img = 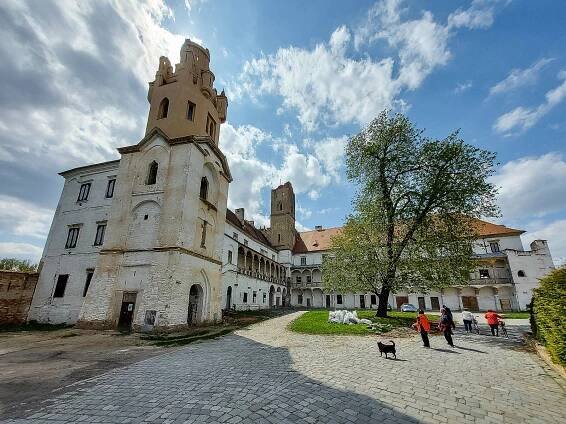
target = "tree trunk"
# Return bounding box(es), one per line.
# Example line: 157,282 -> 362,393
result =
376,288 -> 390,317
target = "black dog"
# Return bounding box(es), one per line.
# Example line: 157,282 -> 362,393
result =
377,340 -> 396,359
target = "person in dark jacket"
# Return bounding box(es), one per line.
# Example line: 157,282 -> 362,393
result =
439,308 -> 454,347
442,304 -> 456,332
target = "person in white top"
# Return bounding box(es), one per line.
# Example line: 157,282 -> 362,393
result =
461,309 -> 475,333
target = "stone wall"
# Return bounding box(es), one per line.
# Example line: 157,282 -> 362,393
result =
0,270 -> 39,324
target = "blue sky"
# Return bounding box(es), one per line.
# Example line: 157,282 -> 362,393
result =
0,0 -> 565,264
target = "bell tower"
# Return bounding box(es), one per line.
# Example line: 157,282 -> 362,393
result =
145,39 -> 228,144
269,182 -> 296,250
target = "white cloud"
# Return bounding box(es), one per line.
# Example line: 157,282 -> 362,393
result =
310,136 -> 349,181
494,72 -> 566,135
0,195 -> 54,239
447,0 -> 498,30
523,220 -> 566,266
233,0 -> 498,132
454,80 -> 473,94
489,58 -> 554,97
0,242 -> 43,263
490,153 -> 566,220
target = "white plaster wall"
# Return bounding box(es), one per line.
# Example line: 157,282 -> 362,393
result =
473,235 -> 523,255
221,271 -> 285,310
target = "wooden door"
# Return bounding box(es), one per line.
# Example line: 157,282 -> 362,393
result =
396,296 -> 409,310
418,297 -> 426,310
462,296 -> 479,311
117,292 -> 136,332
430,297 -> 440,310
359,295 -> 366,309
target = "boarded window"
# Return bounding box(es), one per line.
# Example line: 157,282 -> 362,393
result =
53,275 -> 68,298
65,227 -> 80,248
77,183 -> 91,201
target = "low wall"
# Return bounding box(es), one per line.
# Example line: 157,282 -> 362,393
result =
0,270 -> 39,324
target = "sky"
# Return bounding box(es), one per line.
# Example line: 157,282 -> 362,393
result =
0,0 -> 565,265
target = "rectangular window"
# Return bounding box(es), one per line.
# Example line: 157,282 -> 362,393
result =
263,293 -> 266,303
233,232 -> 238,240
83,271 -> 94,297
298,294 -> 303,304
253,291 -> 257,303
296,276 -> 302,283
94,223 -> 106,246
243,239 -> 248,246
105,179 -> 116,198
300,257 -> 306,265
187,101 -> 196,121
243,292 -> 248,303
206,114 -> 216,139
306,275 -> 312,283
370,295 -> 377,305
77,183 -> 91,201
479,269 -> 490,279
228,250 -> 233,264
53,274 -> 68,298
489,241 -> 500,253
65,227 -> 80,248
337,295 -> 343,304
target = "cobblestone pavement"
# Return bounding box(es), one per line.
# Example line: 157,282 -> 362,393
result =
5,312 -> 565,423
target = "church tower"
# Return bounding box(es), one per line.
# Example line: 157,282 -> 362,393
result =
269,182 -> 296,250
78,40 -> 231,331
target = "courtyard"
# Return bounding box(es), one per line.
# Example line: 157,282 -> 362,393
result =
2,312 -> 565,423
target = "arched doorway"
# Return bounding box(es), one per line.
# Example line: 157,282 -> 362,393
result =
188,284 -> 204,325
282,288 -> 287,306
225,286 -> 232,310
269,285 -> 275,308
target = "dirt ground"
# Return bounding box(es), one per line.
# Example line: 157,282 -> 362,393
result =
0,327 -> 164,419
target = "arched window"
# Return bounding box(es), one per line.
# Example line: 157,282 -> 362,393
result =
517,270 -> 526,277
199,176 -> 208,200
158,98 -> 169,119
146,161 -> 158,185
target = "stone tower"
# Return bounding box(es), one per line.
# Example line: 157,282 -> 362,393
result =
78,40 -> 232,331
269,182 -> 296,250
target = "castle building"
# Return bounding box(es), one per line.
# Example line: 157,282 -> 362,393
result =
29,41 -> 554,331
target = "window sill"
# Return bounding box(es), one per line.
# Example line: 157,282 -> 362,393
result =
200,197 -> 217,211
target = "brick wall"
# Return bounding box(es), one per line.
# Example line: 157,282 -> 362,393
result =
0,270 -> 39,324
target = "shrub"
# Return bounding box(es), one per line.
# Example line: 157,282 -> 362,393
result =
531,267 -> 566,366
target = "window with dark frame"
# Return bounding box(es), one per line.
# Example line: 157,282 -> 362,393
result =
83,271 -> 94,297
94,223 -> 106,246
147,161 -> 158,185
371,295 -> 377,305
243,292 -> 248,303
105,179 -> 116,198
65,227 -> 80,248
489,241 -> 500,253
53,274 -> 69,298
228,250 -> 233,264
298,294 -> 303,304
253,291 -> 257,303
187,101 -> 196,121
200,176 -> 208,200
77,183 -> 91,201
479,269 -> 490,279
296,276 -> 302,283
263,293 -> 266,303
306,275 -> 312,283
300,256 -> 306,265
337,294 -> 343,304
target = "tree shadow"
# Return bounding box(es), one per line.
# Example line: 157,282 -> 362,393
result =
453,325 -> 531,352
5,334 -> 420,423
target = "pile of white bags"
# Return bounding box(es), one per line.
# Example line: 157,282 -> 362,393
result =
328,310 -> 373,325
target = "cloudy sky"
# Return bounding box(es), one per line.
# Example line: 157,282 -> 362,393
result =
0,0 -> 565,265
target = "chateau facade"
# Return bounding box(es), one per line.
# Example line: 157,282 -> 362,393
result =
29,41 -> 554,331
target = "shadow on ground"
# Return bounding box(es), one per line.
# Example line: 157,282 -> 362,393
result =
5,335 -> 419,424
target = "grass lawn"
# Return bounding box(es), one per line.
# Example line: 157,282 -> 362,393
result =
288,309 -> 437,336
499,311 -> 530,319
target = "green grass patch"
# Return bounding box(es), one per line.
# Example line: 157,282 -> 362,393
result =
288,310 -> 436,336
499,311 -> 530,319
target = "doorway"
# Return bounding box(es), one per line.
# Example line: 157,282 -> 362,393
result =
430,297 -> 440,310
359,295 -> 366,309
188,284 -> 203,325
462,296 -> 479,311
269,286 -> 275,308
326,295 -> 331,308
118,292 -> 137,332
396,296 -> 409,310
225,286 -> 232,310
418,297 -> 426,311
306,298 -> 311,307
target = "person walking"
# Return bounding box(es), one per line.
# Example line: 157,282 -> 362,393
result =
485,309 -> 503,336
414,309 -> 431,348
462,308 -> 474,333
442,304 -> 456,331
439,308 -> 454,347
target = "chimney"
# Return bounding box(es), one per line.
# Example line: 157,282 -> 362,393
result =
315,225 -> 323,231
247,220 -> 255,227
235,208 -> 244,222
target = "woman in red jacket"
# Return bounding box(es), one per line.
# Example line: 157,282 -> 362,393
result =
485,310 -> 503,336
415,309 -> 431,348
